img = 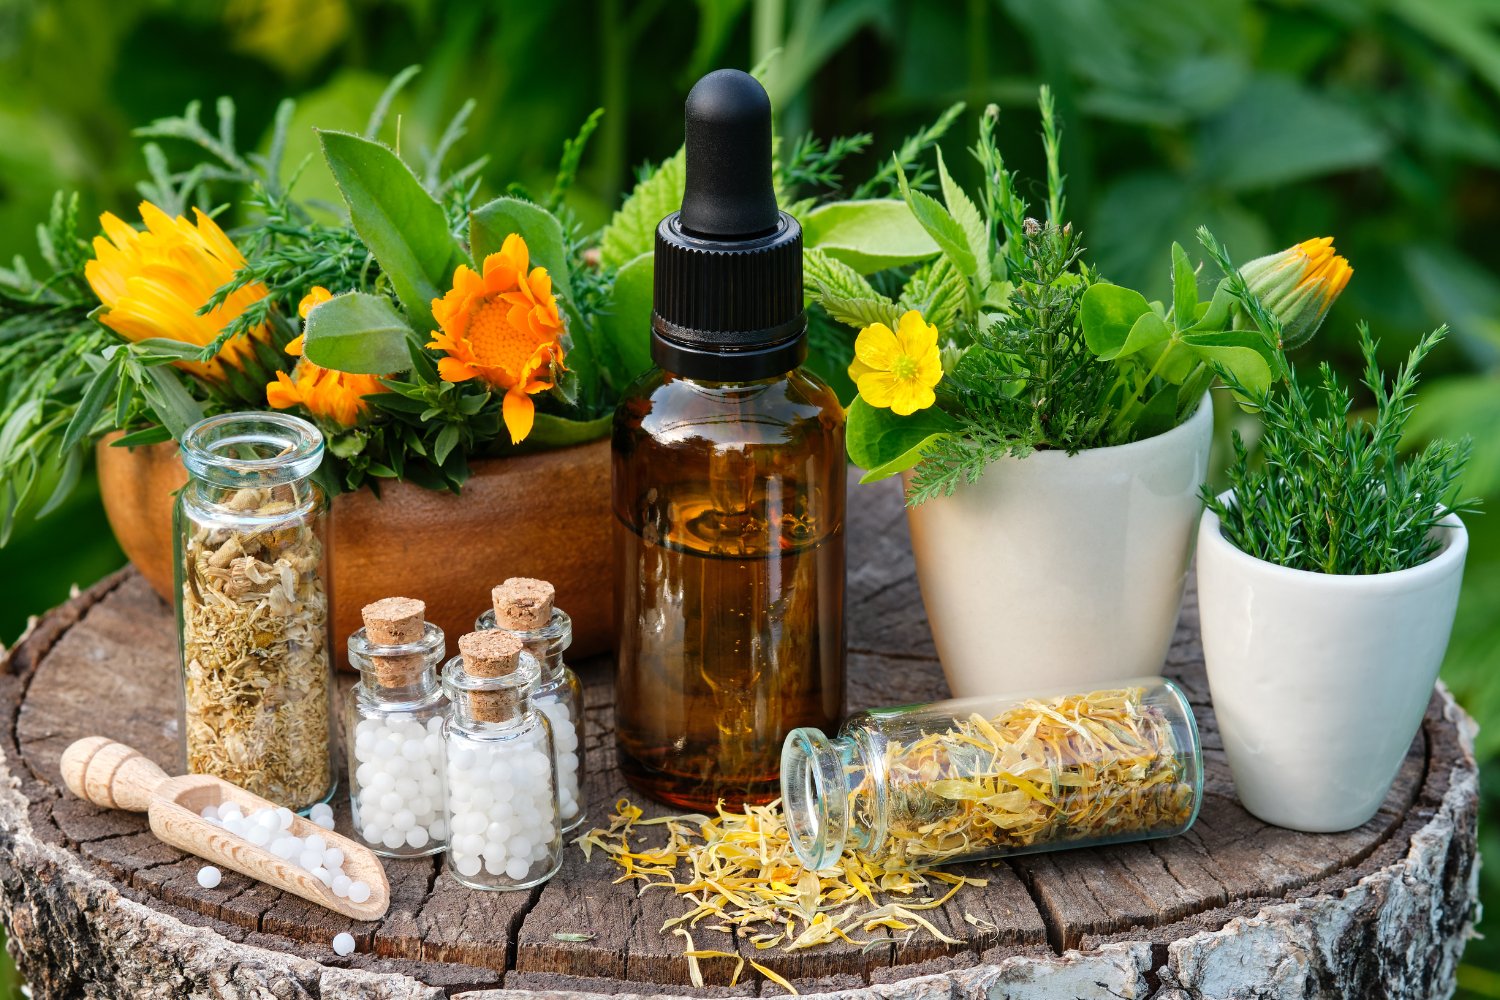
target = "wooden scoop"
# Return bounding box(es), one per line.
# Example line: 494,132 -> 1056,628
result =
60,737 -> 389,921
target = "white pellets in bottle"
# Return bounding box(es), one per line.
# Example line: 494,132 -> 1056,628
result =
441,629 -> 563,890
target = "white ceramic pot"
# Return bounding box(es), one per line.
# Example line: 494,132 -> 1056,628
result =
904,394 -> 1213,697
1196,498 -> 1468,832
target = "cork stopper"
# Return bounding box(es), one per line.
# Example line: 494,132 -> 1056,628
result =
361,597 -> 428,688
362,597 -> 426,643
457,630 -> 526,722
492,578 -> 555,631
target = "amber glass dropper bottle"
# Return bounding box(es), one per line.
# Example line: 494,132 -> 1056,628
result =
612,69 -> 846,811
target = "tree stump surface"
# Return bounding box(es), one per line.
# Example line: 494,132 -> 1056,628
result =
0,475 -> 1478,1000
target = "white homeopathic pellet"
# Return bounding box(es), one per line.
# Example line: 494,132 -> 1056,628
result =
536,695 -> 582,823
198,803 -> 361,902
332,932 -> 356,956
352,715 -> 446,852
444,726 -> 560,887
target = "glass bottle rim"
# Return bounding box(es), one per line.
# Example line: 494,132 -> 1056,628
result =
440,651 -> 542,698
181,411 -> 324,488
781,726 -> 851,871
475,607 -> 573,655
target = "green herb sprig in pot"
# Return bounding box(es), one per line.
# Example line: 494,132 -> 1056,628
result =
806,91 -> 1351,699
1195,227 -> 1476,834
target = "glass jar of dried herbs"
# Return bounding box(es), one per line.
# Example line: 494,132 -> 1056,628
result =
780,679 -> 1201,870
175,412 -> 336,812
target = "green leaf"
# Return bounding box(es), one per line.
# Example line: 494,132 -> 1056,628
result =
136,365 -> 204,439
1170,242 -> 1198,325
1192,281 -> 1235,332
35,446 -> 82,519
1129,384 -> 1183,440
819,294 -> 903,331
59,353 -> 121,453
1081,283 -> 1153,359
1180,329 -> 1275,398
112,425 -> 174,448
597,252 -> 656,381
318,129 -> 465,335
470,197 -> 575,303
303,292 -> 415,374
524,411 -> 613,449
801,199 -> 940,274
936,147 -> 989,286
896,160 -> 976,277
1177,363 -> 1215,421
1116,310 -> 1173,360
846,396 -> 955,483
900,256 -> 970,333
600,149 -> 684,269
433,423 -> 460,465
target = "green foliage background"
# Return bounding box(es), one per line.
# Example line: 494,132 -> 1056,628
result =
0,0 -> 1497,993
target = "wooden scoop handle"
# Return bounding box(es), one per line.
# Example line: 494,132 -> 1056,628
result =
60,737 -> 170,813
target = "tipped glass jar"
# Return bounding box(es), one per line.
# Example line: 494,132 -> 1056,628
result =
441,631 -> 563,891
781,679 -> 1202,871
175,412 -> 335,812
345,598 -> 449,857
476,578 -> 585,832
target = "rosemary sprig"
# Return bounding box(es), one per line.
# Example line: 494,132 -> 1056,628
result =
1206,323 -> 1477,575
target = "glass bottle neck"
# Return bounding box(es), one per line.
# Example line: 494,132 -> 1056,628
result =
349,623 -> 446,708
474,608 -> 571,682
781,726 -> 882,870
441,653 -> 542,732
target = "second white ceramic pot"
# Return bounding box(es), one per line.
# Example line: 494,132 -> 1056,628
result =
904,394 -> 1214,698
1196,497 -> 1468,832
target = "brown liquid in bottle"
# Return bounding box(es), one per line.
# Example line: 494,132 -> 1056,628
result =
613,370 -> 845,810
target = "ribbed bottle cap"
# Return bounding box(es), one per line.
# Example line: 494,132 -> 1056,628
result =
651,69 -> 805,381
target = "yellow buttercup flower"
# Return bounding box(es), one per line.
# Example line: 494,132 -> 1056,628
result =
848,310 -> 943,416
1239,236 -> 1352,349
426,233 -> 566,445
266,287 -> 387,428
84,201 -> 269,382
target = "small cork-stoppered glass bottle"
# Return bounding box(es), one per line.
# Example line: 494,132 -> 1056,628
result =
345,597 -> 449,857
476,578 -> 585,832
781,679 -> 1203,871
175,411 -> 336,812
441,630 -> 563,890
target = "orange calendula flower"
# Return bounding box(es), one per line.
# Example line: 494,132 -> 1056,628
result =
849,310 -> 944,416
1239,236 -> 1352,349
427,234 -> 566,444
84,201 -> 270,382
266,287 -> 387,428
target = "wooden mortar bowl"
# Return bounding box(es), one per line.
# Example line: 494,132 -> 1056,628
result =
96,434 -> 615,664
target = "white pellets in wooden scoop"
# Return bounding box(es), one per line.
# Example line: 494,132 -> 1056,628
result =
198,801 -> 370,902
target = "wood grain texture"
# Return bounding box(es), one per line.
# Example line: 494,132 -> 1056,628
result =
0,473 -> 1480,1000
95,434 -> 615,663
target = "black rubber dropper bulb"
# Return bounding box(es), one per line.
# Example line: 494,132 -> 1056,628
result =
652,69 -> 805,381
679,69 -> 780,238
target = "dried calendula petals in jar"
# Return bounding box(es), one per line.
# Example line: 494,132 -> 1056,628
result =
781,678 -> 1202,870
176,413 -> 335,811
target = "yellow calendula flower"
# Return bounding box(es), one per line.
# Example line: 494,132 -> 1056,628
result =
266,287 -> 387,428
848,310 -> 943,416
84,201 -> 269,382
427,233 -> 566,445
1239,236 -> 1352,349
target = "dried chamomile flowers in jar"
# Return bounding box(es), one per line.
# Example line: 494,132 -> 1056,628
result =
781,678 -> 1201,870
175,412 -> 336,812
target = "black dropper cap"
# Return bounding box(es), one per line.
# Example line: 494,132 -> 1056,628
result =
652,69 -> 805,381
